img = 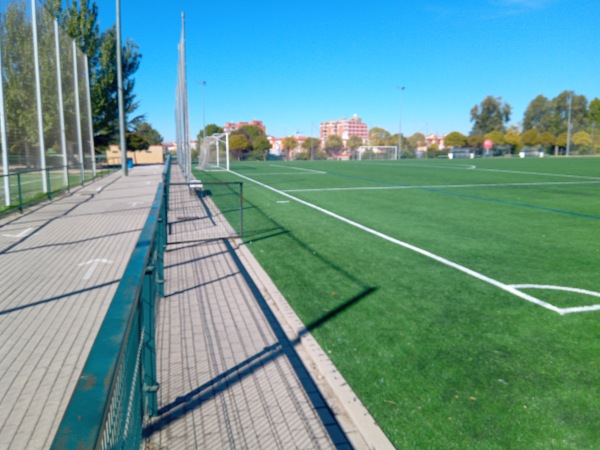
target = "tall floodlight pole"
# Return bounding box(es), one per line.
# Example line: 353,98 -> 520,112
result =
0,33 -> 11,206
566,92 -> 572,157
116,0 -> 128,175
397,86 -> 405,160
201,81 -> 206,140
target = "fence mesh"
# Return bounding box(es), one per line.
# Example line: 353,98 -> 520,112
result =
0,0 -> 95,207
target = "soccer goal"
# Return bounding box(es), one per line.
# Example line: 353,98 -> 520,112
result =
197,132 -> 230,171
448,147 -> 475,159
519,146 -> 544,158
357,146 -> 398,160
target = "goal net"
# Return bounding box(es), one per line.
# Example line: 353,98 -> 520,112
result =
448,148 -> 475,159
197,133 -> 230,171
357,146 -> 398,160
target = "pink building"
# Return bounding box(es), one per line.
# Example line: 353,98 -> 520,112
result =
320,115 -> 368,145
223,120 -> 266,134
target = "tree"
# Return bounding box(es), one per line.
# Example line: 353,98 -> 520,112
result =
251,135 -> 271,160
544,91 -> 588,136
485,130 -> 506,146
368,127 -> 390,145
590,98 -> 600,128
324,135 -> 343,156
444,131 -> 468,148
520,129 -> 540,147
504,127 -> 520,153
301,137 -> 322,159
523,95 -> 551,131
467,135 -> 484,148
133,121 -> 163,145
347,136 -> 363,151
407,132 -> 426,150
470,96 -> 511,135
229,134 -> 250,160
539,132 -> 555,149
281,136 -> 298,160
572,131 -> 591,154
199,123 -> 224,140
90,26 -> 142,148
46,0 -> 142,150
126,132 -> 149,150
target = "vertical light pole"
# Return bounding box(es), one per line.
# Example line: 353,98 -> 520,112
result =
200,81 -> 206,140
116,0 -> 128,175
397,86 -> 405,160
566,92 -> 572,157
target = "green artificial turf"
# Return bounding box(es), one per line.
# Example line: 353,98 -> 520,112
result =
194,157 -> 600,448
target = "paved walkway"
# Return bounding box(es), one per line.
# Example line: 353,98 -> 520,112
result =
0,166 -> 163,449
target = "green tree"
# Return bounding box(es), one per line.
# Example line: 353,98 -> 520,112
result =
523,95 -> 551,131
467,134 -> 484,148
368,127 -> 390,145
520,129 -> 540,147
251,135 -> 271,160
470,96 -> 511,135
200,123 -> 224,139
407,132 -> 426,150
229,134 -> 250,160
545,91 -> 588,136
590,98 -> 600,127
90,26 -> 142,148
572,131 -> 591,154
126,132 -> 148,150
485,130 -> 506,146
301,137 -> 322,159
504,127 -> 520,153
133,121 -> 163,145
281,136 -> 298,160
444,131 -> 468,147
324,135 -> 343,156
539,132 -> 555,149
347,136 -> 363,151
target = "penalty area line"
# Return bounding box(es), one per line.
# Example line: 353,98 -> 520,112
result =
230,170 -> 567,315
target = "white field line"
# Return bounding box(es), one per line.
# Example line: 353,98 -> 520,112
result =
243,172 -> 325,176
268,164 -> 326,174
510,284 -> 600,315
230,170 -> 582,316
473,167 -> 600,181
356,161 -> 600,180
283,180 -> 600,193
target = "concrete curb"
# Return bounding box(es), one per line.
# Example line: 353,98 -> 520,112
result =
234,240 -> 395,450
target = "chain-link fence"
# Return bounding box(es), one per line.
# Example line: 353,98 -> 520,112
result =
0,0 -> 95,208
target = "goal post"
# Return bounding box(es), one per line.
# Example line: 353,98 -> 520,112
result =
357,146 -> 398,160
197,132 -> 230,171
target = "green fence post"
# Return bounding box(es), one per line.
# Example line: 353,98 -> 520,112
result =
239,182 -> 244,238
142,263 -> 159,417
17,173 -> 23,213
46,169 -> 52,200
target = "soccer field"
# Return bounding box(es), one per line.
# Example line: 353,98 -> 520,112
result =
194,157 -> 600,448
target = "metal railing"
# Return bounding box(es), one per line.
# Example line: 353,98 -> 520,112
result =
0,162 -> 117,215
51,157 -> 171,449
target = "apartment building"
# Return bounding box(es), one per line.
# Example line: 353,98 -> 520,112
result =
319,115 -> 368,144
223,120 -> 266,134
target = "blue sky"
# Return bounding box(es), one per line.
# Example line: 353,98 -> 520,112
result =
93,0 -> 599,142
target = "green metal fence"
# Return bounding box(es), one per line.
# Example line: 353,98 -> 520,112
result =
51,157 -> 171,449
0,162 -> 117,215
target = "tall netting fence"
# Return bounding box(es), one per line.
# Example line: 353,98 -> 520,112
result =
0,0 -> 95,209
174,13 -> 191,182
